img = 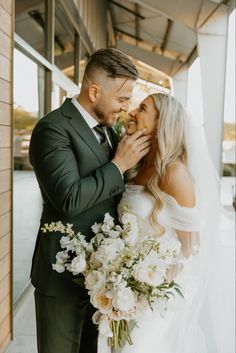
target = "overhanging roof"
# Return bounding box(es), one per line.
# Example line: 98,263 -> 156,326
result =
108,0 -> 233,84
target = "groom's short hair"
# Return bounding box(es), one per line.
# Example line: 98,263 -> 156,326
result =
82,48 -> 138,87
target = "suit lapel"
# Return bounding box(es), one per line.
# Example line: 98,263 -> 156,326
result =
61,98 -> 108,164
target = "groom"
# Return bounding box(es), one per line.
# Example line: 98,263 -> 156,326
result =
29,48 -> 151,353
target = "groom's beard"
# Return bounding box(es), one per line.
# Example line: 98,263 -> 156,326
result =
93,103 -> 118,127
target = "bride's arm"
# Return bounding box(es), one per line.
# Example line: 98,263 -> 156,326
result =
162,164 -> 200,281
162,163 -> 199,258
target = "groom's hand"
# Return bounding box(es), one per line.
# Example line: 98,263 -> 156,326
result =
112,128 -> 151,174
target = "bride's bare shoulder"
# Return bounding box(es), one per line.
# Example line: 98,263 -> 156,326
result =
161,162 -> 196,208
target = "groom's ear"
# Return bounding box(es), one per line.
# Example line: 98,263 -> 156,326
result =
88,84 -> 101,103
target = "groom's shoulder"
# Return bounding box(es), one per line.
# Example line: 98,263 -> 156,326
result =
36,99 -> 72,128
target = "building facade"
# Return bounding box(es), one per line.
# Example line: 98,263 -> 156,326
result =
0,0 -> 13,351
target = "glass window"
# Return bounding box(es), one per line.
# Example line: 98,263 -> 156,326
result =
13,49 -> 43,302
79,43 -> 90,84
54,2 -> 76,82
222,9 -> 235,178
15,0 -> 45,57
51,82 -> 67,110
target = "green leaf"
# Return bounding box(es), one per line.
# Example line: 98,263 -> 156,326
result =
174,286 -> 185,299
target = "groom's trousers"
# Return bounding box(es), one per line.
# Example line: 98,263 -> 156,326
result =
34,290 -> 97,353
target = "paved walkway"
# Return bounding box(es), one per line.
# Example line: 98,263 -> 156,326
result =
5,286 -> 37,353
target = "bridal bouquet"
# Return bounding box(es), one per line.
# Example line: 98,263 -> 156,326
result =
41,207 -> 183,352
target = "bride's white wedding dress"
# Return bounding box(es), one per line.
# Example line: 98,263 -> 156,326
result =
116,183 -> 208,353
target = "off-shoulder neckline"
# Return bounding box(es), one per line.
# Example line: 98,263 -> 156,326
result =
125,183 -> 198,210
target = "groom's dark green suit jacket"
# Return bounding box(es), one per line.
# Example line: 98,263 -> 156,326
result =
29,98 -> 125,297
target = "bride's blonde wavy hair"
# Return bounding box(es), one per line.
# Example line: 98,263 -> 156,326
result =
126,93 -> 188,235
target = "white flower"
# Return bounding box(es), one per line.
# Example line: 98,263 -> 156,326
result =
121,212 -> 139,245
121,212 -> 137,225
55,250 -> 69,264
112,286 -> 136,312
89,251 -> 103,268
104,213 -> 115,227
52,263 -> 65,273
114,225 -> 123,232
109,272 -> 123,284
96,238 -> 125,264
124,227 -> 139,246
133,252 -> 165,287
99,315 -> 113,337
100,213 -> 115,234
92,312 -> 113,338
90,288 -> 113,314
76,233 -> 88,248
109,230 -> 120,238
101,223 -> 113,234
91,222 -> 101,234
60,236 -> 73,250
85,270 -> 106,291
121,126 -> 126,135
66,253 -> 86,275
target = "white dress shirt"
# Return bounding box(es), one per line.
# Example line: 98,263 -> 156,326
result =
71,95 -> 123,177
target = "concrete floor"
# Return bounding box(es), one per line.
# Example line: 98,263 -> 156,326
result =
4,175 -> 235,353
5,286 -> 37,353
13,171 -> 42,302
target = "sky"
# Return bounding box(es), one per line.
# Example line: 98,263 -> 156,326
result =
14,49 -> 39,112
13,10 -> 235,123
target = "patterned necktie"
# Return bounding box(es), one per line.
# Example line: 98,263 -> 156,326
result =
94,125 -> 112,159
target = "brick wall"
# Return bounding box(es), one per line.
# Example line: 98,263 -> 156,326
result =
0,0 -> 13,351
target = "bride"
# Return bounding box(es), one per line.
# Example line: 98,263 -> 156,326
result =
115,93 -> 220,353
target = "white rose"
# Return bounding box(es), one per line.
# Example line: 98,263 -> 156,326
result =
66,253 -> 86,275
98,238 -> 125,263
112,286 -> 136,312
85,270 -> 106,291
90,288 -> 113,314
133,253 -> 165,286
